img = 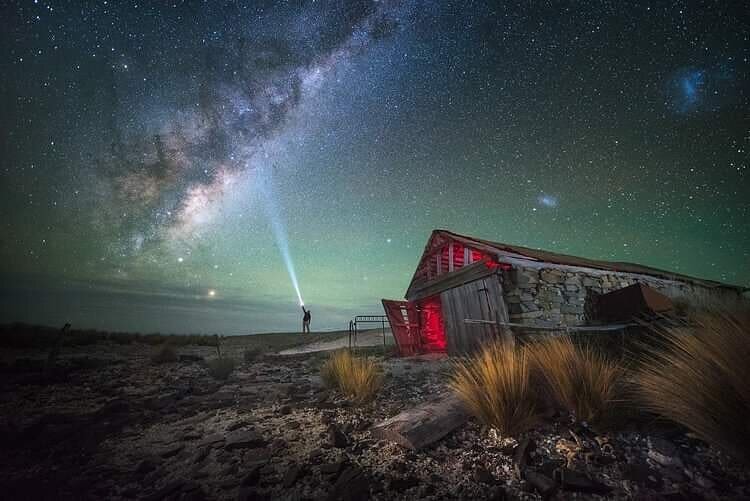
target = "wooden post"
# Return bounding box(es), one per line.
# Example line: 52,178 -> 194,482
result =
46,323 -> 71,373
496,310 -> 515,347
372,393 -> 468,450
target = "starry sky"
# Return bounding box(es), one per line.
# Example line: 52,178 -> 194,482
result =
1,1 -> 748,334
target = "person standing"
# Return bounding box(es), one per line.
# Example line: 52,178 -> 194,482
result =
302,305 -> 311,333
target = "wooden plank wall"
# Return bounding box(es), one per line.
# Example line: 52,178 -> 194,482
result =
440,274 -> 510,355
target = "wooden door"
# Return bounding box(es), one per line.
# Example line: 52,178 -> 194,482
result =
381,299 -> 421,356
440,275 -> 510,355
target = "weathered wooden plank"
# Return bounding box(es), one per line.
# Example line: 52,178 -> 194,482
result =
371,393 -> 468,450
408,260 -> 498,301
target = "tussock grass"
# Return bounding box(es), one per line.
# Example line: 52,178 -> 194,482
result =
635,312 -> 750,463
206,357 -> 236,380
321,350 -> 382,404
528,335 -> 623,424
151,344 -> 178,364
450,341 -> 540,435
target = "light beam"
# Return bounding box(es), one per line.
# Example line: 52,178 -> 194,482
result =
259,173 -> 304,306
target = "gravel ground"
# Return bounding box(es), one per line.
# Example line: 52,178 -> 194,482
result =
0,341 -> 748,500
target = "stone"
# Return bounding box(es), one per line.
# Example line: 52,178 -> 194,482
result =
158,443 -> 184,458
225,429 -> 266,450
561,305 -> 583,314
143,479 -> 186,501
327,466 -> 372,501
622,461 -> 662,488
320,461 -> 346,478
241,463 -> 265,487
278,405 -> 292,415
328,425 -> 349,448
524,470 -> 557,498
198,433 -> 225,448
135,458 -> 159,475
237,487 -> 263,501
281,464 -> 303,488
513,438 -> 535,477
390,475 -> 419,492
473,466 -> 495,484
540,269 -> 564,283
557,468 -> 612,494
648,437 -> 683,467
227,420 -> 252,432
520,302 -> 539,313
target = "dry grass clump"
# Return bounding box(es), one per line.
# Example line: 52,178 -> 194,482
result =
206,357 -> 236,380
151,343 -> 178,364
528,335 -> 623,424
321,350 -> 382,404
635,312 -> 750,464
450,341 -> 540,436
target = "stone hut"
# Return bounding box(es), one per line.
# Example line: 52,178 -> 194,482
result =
382,229 -> 747,356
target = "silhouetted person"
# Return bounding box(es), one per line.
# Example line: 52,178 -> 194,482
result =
302,306 -> 311,333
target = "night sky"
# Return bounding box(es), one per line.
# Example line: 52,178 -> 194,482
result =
1,1 -> 748,334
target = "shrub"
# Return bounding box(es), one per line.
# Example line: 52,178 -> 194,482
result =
450,341 -> 540,436
320,350 -> 382,404
206,357 -> 236,380
528,335 -> 622,424
151,344 -> 178,364
635,312 -> 750,464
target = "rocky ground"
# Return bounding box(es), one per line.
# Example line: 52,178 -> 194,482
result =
0,340 -> 748,500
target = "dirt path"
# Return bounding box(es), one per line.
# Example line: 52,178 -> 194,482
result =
278,329 -> 394,355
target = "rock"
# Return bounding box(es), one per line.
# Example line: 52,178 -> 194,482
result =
649,437 -> 683,467
513,437 -> 535,477
237,487 -> 264,501
158,443 -> 184,458
328,425 -> 349,448
270,438 -> 287,453
488,486 -> 508,501
198,433 -> 225,448
227,420 -> 252,432
282,464 -> 303,488
327,466 -> 371,501
320,461 -> 346,479
225,429 -> 265,450
143,479 -> 186,501
241,463 -> 265,487
557,468 -> 612,494
192,446 -> 211,464
278,405 -> 292,415
354,419 -> 371,431
622,461 -> 662,489
390,475 -> 419,492
180,354 -> 204,362
524,470 -> 557,498
135,458 -> 159,475
473,466 -> 495,484
661,465 -> 686,484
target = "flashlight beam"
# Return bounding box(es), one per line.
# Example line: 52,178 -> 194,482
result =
259,173 -> 304,306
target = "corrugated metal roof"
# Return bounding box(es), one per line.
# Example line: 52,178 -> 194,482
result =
407,229 -> 746,294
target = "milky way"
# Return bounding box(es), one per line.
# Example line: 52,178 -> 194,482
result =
1,1 -> 748,333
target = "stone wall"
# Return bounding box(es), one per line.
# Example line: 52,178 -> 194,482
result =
501,264 -> 745,326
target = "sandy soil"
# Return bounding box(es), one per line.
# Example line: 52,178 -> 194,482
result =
278,329 -> 394,355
